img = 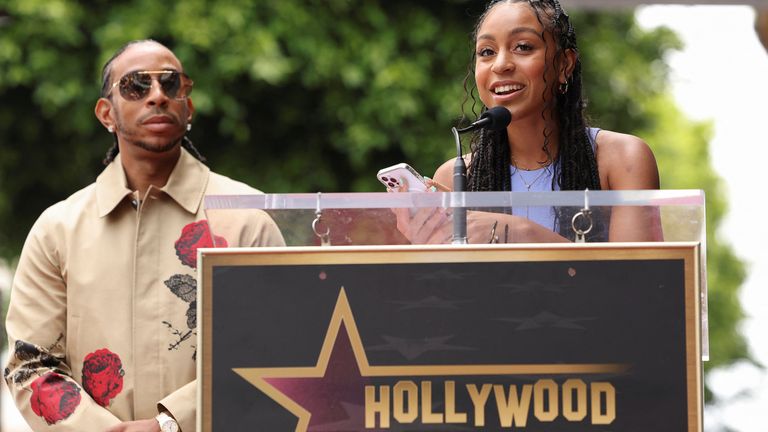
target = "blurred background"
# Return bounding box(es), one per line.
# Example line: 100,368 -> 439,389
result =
1,0 -> 765,430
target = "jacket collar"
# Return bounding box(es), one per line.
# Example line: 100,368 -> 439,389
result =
96,147 -> 210,217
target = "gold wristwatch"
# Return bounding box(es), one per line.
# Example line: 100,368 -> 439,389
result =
155,412 -> 179,432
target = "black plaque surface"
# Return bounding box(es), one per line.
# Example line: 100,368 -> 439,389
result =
200,244 -> 701,432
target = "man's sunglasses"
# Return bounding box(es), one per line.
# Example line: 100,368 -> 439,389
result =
108,70 -> 193,101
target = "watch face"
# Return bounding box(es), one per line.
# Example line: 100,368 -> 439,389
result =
157,414 -> 179,432
161,420 -> 179,432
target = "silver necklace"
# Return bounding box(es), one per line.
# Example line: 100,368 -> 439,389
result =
512,165 -> 551,191
510,160 -> 554,224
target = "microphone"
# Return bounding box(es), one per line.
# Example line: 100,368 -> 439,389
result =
456,106 -> 512,134
450,106 -> 512,244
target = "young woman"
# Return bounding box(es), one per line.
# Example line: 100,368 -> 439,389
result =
397,0 -> 663,244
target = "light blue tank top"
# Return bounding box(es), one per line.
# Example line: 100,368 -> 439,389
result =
509,128 -> 599,230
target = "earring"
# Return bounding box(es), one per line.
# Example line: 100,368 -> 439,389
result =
558,80 -> 569,94
186,123 -> 192,132
107,126 -> 114,133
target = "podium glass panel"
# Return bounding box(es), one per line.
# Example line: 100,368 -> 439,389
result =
204,190 -> 703,245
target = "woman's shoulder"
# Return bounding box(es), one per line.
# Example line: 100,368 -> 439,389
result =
594,129 -> 648,152
594,129 -> 660,190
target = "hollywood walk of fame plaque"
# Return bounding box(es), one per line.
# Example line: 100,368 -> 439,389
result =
199,243 -> 702,432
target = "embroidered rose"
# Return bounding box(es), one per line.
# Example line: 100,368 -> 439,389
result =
174,220 -> 228,268
30,373 -> 81,425
82,349 -> 124,407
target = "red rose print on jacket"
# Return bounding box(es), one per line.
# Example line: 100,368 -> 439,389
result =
30,372 -> 81,425
174,220 -> 228,268
82,349 -> 124,407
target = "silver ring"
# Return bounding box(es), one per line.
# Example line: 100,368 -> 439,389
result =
571,209 -> 593,236
312,216 -> 330,238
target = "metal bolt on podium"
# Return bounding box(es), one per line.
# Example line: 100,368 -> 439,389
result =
572,188 -> 593,243
312,192 -> 331,246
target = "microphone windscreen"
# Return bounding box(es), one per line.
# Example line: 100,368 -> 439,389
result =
480,106 -> 512,131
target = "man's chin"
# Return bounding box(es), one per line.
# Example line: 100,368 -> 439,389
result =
134,139 -> 182,154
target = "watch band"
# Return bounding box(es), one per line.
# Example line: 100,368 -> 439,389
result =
155,411 -> 179,432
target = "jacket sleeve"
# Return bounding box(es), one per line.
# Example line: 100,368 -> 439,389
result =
158,380 -> 196,432
4,212 -> 122,431
207,208 -> 286,248
251,209 -> 286,247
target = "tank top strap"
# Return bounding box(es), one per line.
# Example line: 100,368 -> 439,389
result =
587,127 -> 600,153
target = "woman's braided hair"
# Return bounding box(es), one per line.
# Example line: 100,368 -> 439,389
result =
99,39 -> 206,165
461,0 -> 605,240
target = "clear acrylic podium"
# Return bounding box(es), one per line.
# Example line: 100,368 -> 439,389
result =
204,190 -> 704,245
203,189 -> 707,352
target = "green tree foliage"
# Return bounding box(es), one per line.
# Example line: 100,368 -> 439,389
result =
0,0 -> 749,398
575,12 -> 751,395
642,94 -> 750,382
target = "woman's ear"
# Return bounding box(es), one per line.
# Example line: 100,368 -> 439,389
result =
559,48 -> 578,83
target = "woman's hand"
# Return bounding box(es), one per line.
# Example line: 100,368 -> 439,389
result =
465,211 -> 570,244
393,205 -> 452,244
390,177 -> 452,244
425,178 -> 450,192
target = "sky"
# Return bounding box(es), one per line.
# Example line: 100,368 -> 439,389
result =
3,4 -> 768,432
637,5 -> 768,432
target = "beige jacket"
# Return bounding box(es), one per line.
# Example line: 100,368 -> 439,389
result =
4,148 -> 285,431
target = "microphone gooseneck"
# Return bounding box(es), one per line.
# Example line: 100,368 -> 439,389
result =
451,126 -> 468,244
450,107 -> 512,244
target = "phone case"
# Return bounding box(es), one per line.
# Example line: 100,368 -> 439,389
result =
377,163 -> 428,192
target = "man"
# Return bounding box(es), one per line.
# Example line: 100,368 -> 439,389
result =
4,40 -> 285,431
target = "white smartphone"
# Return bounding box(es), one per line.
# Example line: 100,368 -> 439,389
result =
377,163 -> 428,192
